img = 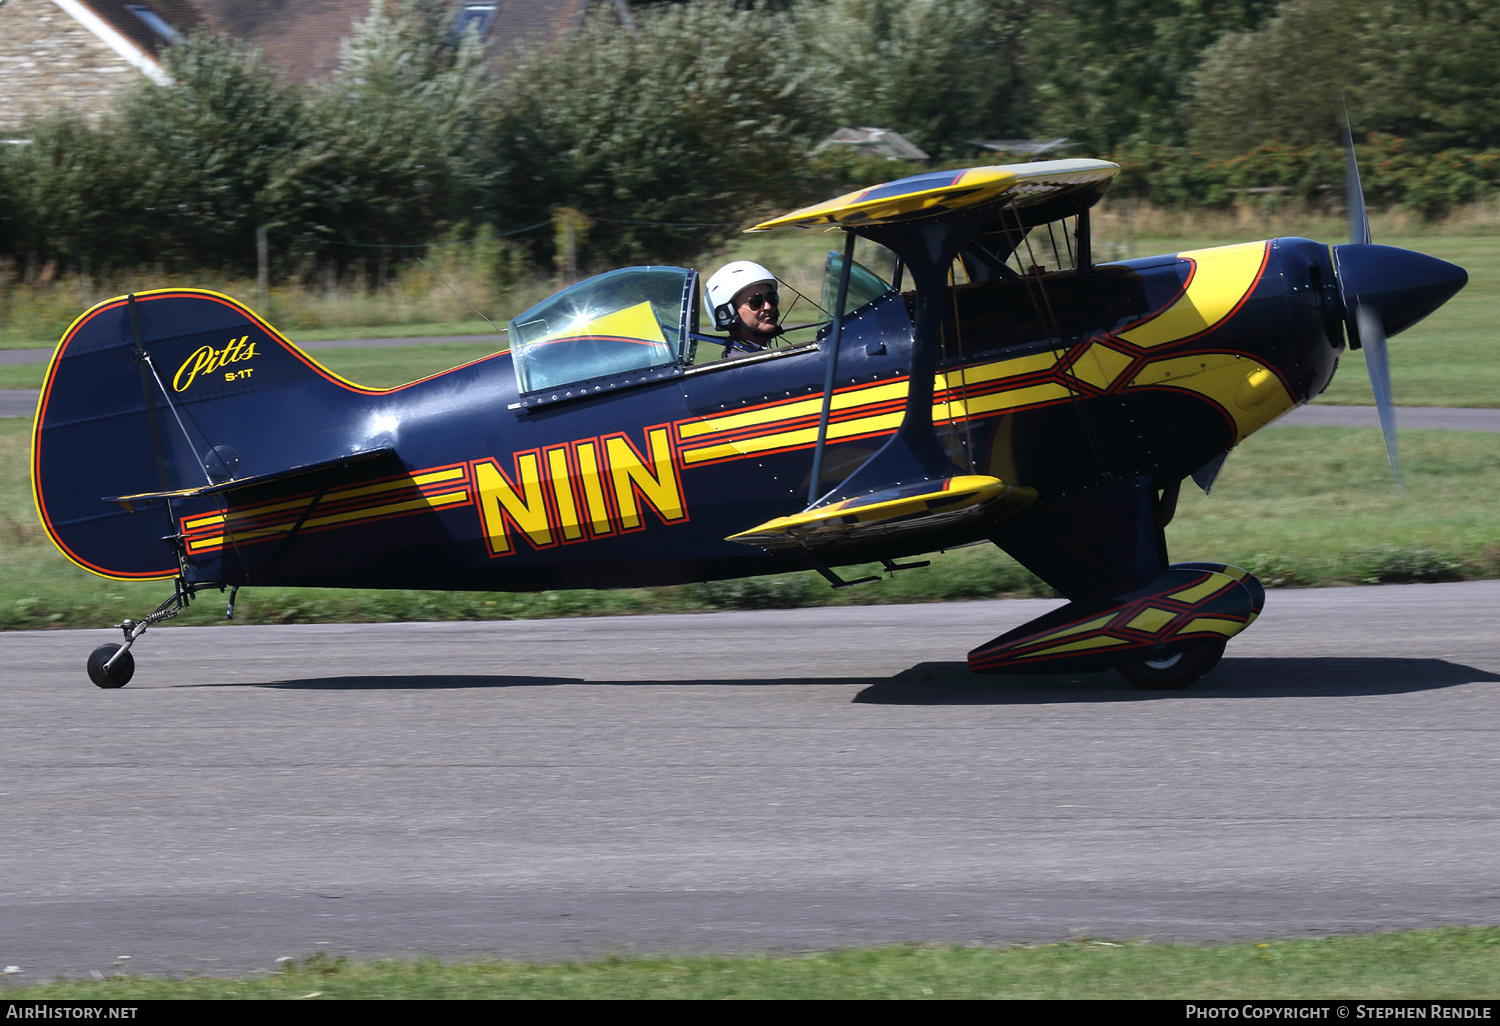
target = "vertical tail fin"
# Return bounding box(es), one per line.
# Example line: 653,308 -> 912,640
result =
33,289 -> 379,579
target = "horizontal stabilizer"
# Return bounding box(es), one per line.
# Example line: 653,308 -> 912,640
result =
105,447 -> 397,511
725,474 -> 1037,550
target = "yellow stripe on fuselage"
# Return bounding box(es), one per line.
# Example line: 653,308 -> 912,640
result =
181,467 -> 467,532
1119,242 -> 1268,348
188,489 -> 470,551
677,382 -> 908,440
1128,353 -> 1294,443
678,350 -> 1070,465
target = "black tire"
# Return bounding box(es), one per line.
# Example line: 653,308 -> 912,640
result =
87,644 -> 135,689
1116,640 -> 1225,691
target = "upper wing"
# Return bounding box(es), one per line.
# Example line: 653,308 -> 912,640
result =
750,159 -> 1120,232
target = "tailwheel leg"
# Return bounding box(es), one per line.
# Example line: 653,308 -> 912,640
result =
86,581 -> 196,689
1115,640 -> 1226,691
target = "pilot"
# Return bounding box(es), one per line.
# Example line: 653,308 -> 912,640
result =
704,260 -> 783,357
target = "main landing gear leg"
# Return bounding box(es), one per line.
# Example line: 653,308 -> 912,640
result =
967,564 -> 1263,690
87,580 -> 199,689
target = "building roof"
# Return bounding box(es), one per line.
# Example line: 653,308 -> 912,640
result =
965,138 -> 1076,157
814,127 -> 930,163
42,1 -> 619,87
45,0 -> 206,82
188,0 -> 367,83
88,0 -> 207,52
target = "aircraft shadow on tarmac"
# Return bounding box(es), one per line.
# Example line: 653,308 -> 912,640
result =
245,656 -> 1497,702
250,675 -> 590,690
855,656 -> 1500,704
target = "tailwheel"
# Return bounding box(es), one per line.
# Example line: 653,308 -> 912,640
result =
83,579 -> 202,689
1116,640 -> 1226,691
87,644 -> 135,689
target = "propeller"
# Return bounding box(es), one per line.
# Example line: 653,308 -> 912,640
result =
1331,106 -> 1465,492
1344,103 -> 1372,248
1340,106 -> 1401,492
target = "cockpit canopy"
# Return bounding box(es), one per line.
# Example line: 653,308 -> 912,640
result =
508,267 -> 697,395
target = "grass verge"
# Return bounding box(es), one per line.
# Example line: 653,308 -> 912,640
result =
3,929 -> 1499,999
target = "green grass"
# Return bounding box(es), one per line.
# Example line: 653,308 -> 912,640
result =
0,258 -> 546,350
1167,424 -> 1500,582
292,342 -> 507,388
0,364 -> 42,390
285,319 -> 502,342
4,929 -> 1500,999
5,409 -> 1500,630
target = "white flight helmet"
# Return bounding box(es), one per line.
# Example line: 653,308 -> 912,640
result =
705,260 -> 777,330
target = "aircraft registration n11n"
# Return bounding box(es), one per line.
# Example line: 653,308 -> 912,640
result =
32,157 -> 1466,689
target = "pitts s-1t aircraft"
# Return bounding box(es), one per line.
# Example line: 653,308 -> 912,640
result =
33,157 -> 1467,690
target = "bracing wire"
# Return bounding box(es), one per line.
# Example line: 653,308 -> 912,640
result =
269,210 -> 750,252
270,221 -> 552,250
1008,203 -> 1109,477
140,353 -> 215,487
414,255 -> 507,335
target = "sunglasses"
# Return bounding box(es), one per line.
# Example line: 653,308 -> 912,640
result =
741,290 -> 779,310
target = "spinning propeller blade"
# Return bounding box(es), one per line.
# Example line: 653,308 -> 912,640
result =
1343,99 -> 1372,247
1329,113 -> 1464,490
1336,104 -> 1405,491
1356,302 -> 1401,491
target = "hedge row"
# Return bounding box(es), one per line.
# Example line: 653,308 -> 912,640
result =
1108,135 -> 1500,216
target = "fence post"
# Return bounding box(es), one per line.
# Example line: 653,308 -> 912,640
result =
552,207 -> 594,287
256,226 -> 269,310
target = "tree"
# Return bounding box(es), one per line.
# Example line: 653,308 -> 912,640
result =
1186,0 -> 1366,157
1357,0 -> 1500,152
793,0 -> 1030,158
493,1 -> 820,267
119,31 -> 310,272
1025,0 -> 1280,152
291,0 -> 497,259
1187,0 -> 1500,157
0,113 -> 150,273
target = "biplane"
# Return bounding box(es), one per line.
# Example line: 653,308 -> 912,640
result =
32,156 -> 1466,690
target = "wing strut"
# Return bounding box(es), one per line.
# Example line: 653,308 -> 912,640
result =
731,160 -> 1119,549
806,211 -> 987,504
807,230 -> 859,505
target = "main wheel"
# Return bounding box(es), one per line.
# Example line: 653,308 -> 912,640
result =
87,644 -> 135,689
1116,640 -> 1225,691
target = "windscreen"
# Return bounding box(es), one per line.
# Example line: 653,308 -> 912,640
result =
509,267 -> 694,393
820,251 -> 895,320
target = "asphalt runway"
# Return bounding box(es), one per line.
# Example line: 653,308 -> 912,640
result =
4,583 -> 1500,982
